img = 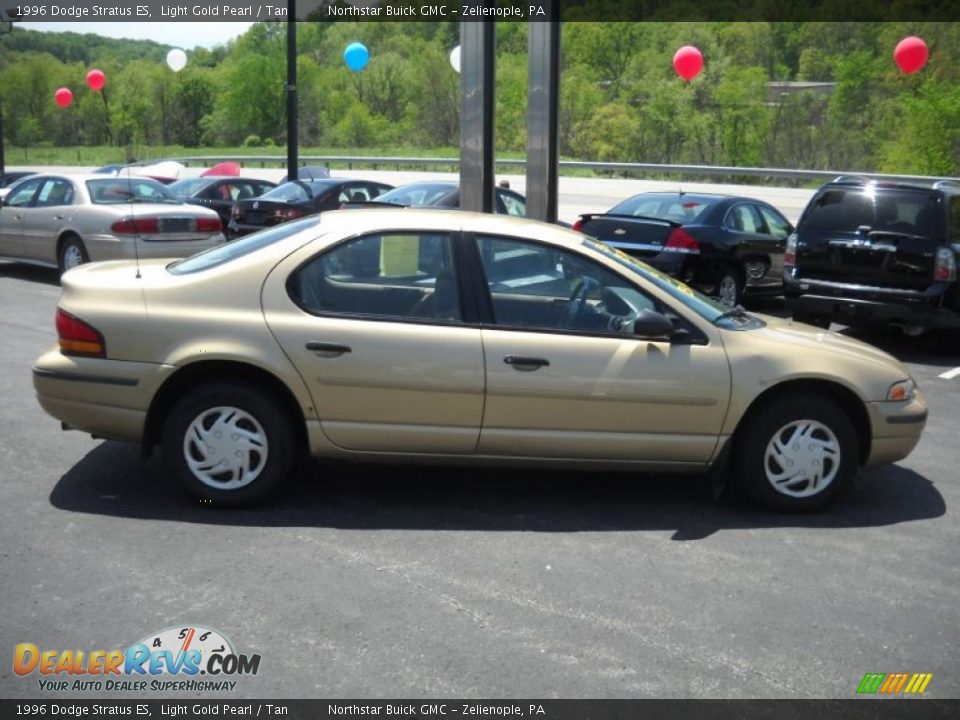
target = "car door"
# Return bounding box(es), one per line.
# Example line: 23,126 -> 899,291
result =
724,203 -> 782,288
21,178 -> 76,262
261,229 -> 486,454
0,177 -> 44,258
471,234 -> 731,464
755,204 -> 792,284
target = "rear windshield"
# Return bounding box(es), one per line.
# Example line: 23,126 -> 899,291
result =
802,188 -> 941,238
86,178 -> 180,205
166,178 -> 211,196
608,194 -> 719,223
261,180 -> 336,203
168,217 -> 319,275
377,184 -> 456,206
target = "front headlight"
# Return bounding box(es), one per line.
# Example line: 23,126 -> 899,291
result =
886,378 -> 916,402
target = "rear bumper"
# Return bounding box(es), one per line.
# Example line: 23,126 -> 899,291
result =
785,277 -> 959,329
789,294 -> 960,329
33,348 -> 175,443
85,233 -> 225,262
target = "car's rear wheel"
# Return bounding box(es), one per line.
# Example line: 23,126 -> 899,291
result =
58,235 -> 88,276
734,394 -> 858,512
713,267 -> 743,307
162,382 -> 295,507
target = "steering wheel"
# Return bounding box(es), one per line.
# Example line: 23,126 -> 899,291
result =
564,276 -> 600,328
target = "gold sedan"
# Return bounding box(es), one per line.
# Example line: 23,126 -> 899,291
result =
33,210 -> 928,511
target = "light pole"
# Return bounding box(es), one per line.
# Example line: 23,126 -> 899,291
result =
0,16 -> 12,176
286,0 -> 297,181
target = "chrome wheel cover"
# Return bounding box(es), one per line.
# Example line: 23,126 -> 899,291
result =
183,406 -> 268,491
764,419 -> 841,498
717,275 -> 738,307
63,244 -> 84,270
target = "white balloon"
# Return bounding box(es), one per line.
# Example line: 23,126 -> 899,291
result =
166,48 -> 187,73
449,45 -> 461,74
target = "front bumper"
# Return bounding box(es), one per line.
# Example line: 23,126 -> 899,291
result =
864,390 -> 928,467
33,348 -> 175,443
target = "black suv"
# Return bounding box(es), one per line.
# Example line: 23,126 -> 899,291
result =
784,178 -> 960,341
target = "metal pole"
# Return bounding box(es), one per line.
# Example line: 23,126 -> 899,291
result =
0,98 -> 6,176
526,15 -> 560,223
286,0 -> 298,181
460,19 -> 495,213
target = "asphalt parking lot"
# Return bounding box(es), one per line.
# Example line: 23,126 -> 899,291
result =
1,261 -> 958,700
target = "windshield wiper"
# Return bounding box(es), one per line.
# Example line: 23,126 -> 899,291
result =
713,305 -> 748,323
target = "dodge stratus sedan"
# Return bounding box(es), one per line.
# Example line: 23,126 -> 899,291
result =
33,210 -> 927,511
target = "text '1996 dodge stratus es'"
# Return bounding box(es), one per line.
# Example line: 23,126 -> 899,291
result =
33,210 -> 928,511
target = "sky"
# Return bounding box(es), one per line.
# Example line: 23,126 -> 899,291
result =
19,22 -> 255,49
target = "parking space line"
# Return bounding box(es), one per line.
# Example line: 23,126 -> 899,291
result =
938,367 -> 960,379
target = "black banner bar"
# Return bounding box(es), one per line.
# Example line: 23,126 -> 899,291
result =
5,0 -> 960,23
1,700 -> 959,720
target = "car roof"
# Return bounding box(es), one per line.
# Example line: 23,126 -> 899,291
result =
313,207 -> 582,248
823,178 -> 960,196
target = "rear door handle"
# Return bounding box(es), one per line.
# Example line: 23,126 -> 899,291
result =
306,342 -> 352,357
504,355 -> 550,371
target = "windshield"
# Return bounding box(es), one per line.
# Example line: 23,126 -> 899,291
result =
166,178 -> 212,196
86,178 -> 181,205
609,194 -> 720,223
583,238 -> 729,321
377,183 -> 456,206
168,216 -> 319,275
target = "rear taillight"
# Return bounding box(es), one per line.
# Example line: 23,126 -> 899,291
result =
275,207 -> 304,221
196,217 -> 222,233
934,246 -> 956,281
56,309 -> 105,358
784,233 -> 798,268
572,218 -> 584,233
664,227 -> 699,253
110,217 -> 159,234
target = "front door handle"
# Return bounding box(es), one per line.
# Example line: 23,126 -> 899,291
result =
504,355 -> 550,371
306,342 -> 352,358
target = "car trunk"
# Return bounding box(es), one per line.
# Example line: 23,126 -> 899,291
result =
577,214 -> 675,258
234,199 -> 299,227
796,189 -> 941,291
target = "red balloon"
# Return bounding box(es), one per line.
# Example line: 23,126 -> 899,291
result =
673,45 -> 704,81
54,87 -> 73,108
894,36 -> 929,74
86,69 -> 106,92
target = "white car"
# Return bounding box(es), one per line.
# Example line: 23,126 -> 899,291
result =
0,173 -> 225,275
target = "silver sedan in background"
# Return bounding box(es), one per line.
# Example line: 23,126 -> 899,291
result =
0,173 -> 225,275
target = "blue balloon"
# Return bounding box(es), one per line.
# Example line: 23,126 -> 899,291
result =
344,42 -> 369,72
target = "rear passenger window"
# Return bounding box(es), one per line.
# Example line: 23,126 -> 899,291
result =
951,197 -> 960,241
291,233 -> 461,323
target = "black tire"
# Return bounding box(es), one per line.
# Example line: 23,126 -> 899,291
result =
791,310 -> 831,329
733,394 -> 859,512
58,235 -> 89,276
713,267 -> 743,307
161,382 -> 296,507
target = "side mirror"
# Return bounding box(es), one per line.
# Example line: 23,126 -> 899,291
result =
633,309 -> 675,339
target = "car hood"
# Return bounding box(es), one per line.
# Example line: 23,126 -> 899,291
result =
718,312 -> 912,402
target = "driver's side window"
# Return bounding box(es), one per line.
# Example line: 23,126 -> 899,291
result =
475,235 -> 656,334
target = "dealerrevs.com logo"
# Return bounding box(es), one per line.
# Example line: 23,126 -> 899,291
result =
14,626 -> 261,693
857,672 -> 934,695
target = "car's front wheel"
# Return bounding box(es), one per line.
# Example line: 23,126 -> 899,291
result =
734,394 -> 859,512
162,382 -> 296,507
